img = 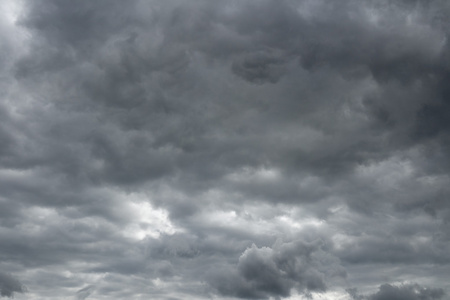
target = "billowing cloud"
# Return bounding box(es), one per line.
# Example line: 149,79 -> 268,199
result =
0,0 -> 449,299
0,273 -> 25,298
209,239 -> 345,299
348,283 -> 445,300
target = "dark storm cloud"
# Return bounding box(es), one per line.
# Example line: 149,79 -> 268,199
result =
348,283 -> 445,300
1,0 -> 450,299
76,285 -> 94,300
0,272 -> 25,298
13,0 -> 449,191
208,239 -> 345,299
231,50 -> 288,84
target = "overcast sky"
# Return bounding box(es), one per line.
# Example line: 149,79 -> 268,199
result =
1,0 -> 450,299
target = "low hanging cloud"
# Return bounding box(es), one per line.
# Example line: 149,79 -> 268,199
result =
347,283 -> 446,300
0,0 -> 449,299
75,285 -> 95,300
209,239 -> 345,299
231,50 -> 288,84
0,273 -> 25,298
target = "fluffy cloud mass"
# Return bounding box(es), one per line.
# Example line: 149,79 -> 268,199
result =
1,0 -> 450,299
347,283 -> 446,300
0,272 -> 25,298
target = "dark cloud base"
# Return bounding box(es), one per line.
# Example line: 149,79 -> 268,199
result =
0,0 -> 450,299
0,272 -> 26,298
348,283 -> 446,300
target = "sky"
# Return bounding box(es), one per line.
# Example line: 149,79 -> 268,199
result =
0,0 -> 450,299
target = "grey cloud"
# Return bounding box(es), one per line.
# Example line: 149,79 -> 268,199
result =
231,50 -> 288,84
348,283 -> 445,300
336,234 -> 450,265
19,0 -> 140,49
209,239 -> 344,299
13,0 -> 449,192
0,106 -> 15,161
76,285 -> 95,300
0,272 -> 25,298
1,0 -> 450,298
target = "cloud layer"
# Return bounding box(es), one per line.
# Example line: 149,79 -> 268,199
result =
348,283 -> 446,300
0,0 -> 449,299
